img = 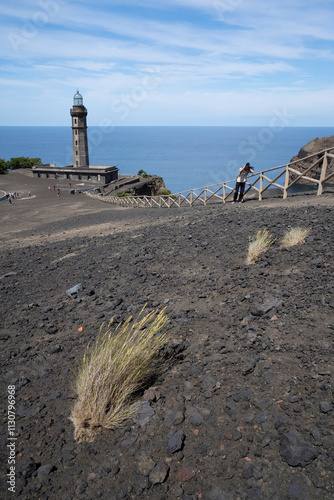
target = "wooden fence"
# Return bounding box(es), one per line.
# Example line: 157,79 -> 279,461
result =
86,147 -> 334,208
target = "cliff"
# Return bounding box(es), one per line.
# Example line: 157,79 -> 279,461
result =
289,135 -> 334,184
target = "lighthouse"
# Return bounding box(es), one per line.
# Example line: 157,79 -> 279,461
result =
70,90 -> 89,167
32,91 -> 119,184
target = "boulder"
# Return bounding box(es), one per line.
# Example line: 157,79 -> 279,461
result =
66,284 -> 83,297
279,431 -> 318,467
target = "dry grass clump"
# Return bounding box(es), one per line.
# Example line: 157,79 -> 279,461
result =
280,227 -> 311,248
247,228 -> 276,264
70,307 -> 169,443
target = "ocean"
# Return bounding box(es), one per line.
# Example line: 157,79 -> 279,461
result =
0,126 -> 332,194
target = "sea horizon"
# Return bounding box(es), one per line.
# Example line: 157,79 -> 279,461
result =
1,124 -> 333,128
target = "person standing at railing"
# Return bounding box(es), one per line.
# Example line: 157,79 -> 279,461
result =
233,162 -> 254,203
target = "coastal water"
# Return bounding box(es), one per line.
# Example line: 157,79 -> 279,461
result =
0,126 -> 332,193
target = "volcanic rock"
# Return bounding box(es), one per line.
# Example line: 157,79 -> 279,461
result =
149,463 -> 169,484
289,135 -> 334,184
279,431 -> 319,467
167,428 -> 185,453
134,401 -> 155,426
66,284 -> 83,297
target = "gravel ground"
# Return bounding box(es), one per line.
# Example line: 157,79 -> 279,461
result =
1,169 -> 334,500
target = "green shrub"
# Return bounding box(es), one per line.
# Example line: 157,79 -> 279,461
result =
7,157 -> 42,169
157,189 -> 176,200
157,189 -> 172,196
138,169 -> 152,178
0,158 -> 7,175
0,156 -> 42,174
116,191 -> 132,198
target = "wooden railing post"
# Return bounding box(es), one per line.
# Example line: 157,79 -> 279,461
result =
259,173 -> 263,201
190,190 -> 193,206
317,153 -> 328,196
204,187 -> 207,206
283,166 -> 289,199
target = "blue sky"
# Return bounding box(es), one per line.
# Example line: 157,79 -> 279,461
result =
1,0 -> 334,126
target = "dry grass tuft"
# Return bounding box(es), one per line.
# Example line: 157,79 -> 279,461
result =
247,228 -> 276,265
280,227 -> 311,248
70,307 -> 169,443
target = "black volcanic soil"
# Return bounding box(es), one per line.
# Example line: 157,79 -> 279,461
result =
1,170 -> 334,500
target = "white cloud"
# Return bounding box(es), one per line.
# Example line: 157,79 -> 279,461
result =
0,78 -> 42,89
0,0 -> 333,125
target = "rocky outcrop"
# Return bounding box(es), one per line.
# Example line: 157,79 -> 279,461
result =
103,175 -> 167,197
289,135 -> 334,184
127,175 -> 166,196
